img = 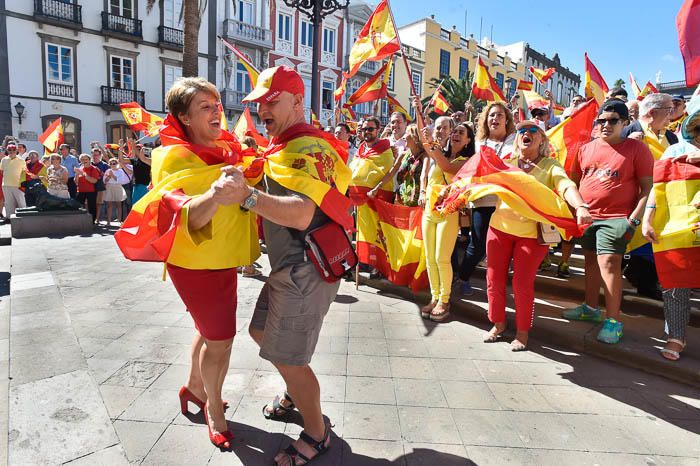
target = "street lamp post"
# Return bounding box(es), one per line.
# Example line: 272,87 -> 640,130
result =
282,0 -> 349,119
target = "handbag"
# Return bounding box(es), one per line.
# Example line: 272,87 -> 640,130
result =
304,222 -> 358,283
537,222 -> 561,245
459,208 -> 471,228
95,177 -> 106,192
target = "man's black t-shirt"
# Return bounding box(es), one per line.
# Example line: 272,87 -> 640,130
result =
131,158 -> 151,185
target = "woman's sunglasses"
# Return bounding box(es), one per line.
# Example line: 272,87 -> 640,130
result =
517,127 -> 539,135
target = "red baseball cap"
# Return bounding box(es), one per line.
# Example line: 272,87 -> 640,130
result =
242,66 -> 305,103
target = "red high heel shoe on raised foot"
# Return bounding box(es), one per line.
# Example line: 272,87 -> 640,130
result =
203,401 -> 234,450
179,386 -> 229,415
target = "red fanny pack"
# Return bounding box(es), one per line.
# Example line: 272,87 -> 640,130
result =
304,222 -> 358,283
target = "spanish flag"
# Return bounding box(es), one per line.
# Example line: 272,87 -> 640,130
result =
584,52 -> 609,105
38,117 -> 63,153
341,106 -> 357,121
233,107 -> 269,149
120,102 -> 165,137
437,146 -> 584,239
387,94 -> 412,121
348,138 -> 395,204
520,90 -> 550,112
429,87 -> 450,115
345,60 -> 391,107
263,123 -> 353,230
220,37 -> 260,87
334,75 -> 347,103
114,114 -> 261,267
547,99 -> 599,173
356,198 -> 428,292
629,72 -> 643,99
310,111 -> 323,129
638,81 -> 659,100
529,66 -> 556,84
517,80 -> 534,91
650,157 -> 700,289
347,0 -> 400,77
472,57 -> 506,103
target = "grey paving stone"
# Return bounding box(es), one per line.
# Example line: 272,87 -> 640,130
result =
141,424 -> 212,466
9,338 -> 86,385
347,355 -> 391,378
343,403 -> 401,441
403,442 -> 469,466
398,406 -> 462,444
386,339 -> 430,358
9,370 -> 118,465
349,311 -> 383,324
487,382 -> 556,412
345,376 -> 396,405
452,409 -> 524,447
349,323 -> 386,339
440,381 -> 502,410
104,361 -> 170,388
431,359 -> 483,382
563,413 -> 652,454
86,357 -> 129,385
341,438 -> 405,465
118,325 -> 167,341
318,322 -> 349,338
474,360 -> 532,384
98,385 -> 145,419
510,412 -> 578,450
65,444 -> 130,466
393,378 -> 447,408
316,374 -> 347,403
245,371 -> 286,398
389,356 -> 435,380
383,324 -> 423,340
347,337 -> 389,356
309,353 -> 348,376
228,395 -> 286,433
537,385 -> 657,416
349,301 -> 381,313
119,387 -> 180,423
206,429 -> 285,466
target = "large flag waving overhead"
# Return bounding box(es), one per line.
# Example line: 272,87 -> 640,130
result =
347,0 -> 400,77
650,157 -> 700,289
437,146 -> 584,239
546,99 -> 599,173
387,94 -> 411,121
529,66 -> 556,84
584,52 -> 609,105
677,0 -> 700,87
344,60 -> 391,107
221,37 -> 260,87
120,102 -> 165,137
428,86 -> 450,115
38,117 -> 63,153
472,57 -> 506,103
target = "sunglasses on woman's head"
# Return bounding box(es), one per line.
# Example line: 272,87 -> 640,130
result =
517,127 -> 539,134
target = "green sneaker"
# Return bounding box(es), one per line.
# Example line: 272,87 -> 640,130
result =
557,262 -> 571,278
597,318 -> 623,344
562,303 -> 603,322
538,255 -> 552,271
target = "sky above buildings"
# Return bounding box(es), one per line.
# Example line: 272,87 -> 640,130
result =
390,0 -> 687,88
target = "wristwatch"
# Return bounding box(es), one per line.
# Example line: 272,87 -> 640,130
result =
240,188 -> 259,212
628,217 -> 641,227
576,204 -> 590,210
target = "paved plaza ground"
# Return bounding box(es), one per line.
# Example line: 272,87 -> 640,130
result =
1,231 -> 699,465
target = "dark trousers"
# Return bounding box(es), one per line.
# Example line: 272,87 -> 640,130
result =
67,177 -> 77,199
77,191 -> 97,222
459,206 -> 495,281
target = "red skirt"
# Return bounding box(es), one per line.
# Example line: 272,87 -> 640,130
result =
167,265 -> 237,340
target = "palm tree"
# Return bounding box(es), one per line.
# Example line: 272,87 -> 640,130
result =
421,74 -> 478,117
146,0 -> 209,77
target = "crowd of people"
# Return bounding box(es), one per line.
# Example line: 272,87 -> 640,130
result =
1,65 -> 698,459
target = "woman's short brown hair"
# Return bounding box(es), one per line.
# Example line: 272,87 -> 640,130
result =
165,77 -> 220,119
475,102 -> 516,142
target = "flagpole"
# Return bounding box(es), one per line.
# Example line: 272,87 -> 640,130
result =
385,0 -> 425,127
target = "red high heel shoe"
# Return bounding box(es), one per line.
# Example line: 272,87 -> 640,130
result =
203,401 -> 234,450
179,386 -> 229,415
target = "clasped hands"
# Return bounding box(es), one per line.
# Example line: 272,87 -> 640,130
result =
211,165 -> 251,205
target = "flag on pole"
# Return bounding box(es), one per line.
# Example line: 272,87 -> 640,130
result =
584,52 -> 609,105
517,80 -> 534,91
341,106 -> 357,121
677,0 -> 700,87
428,86 -> 450,115
217,102 -> 229,131
638,81 -> 659,100
233,107 -> 269,148
311,111 -> 322,129
387,94 -> 411,121
546,99 -> 599,173
38,117 -> 63,153
529,66 -> 556,84
649,157 -> 700,289
334,75 -> 348,103
629,72 -> 643,99
520,90 -> 550,111
472,57 -> 506,103
220,37 -> 261,86
346,0 -> 400,77
120,102 -> 165,137
344,61 -> 391,107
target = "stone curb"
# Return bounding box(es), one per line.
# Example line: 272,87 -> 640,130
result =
356,276 -> 700,388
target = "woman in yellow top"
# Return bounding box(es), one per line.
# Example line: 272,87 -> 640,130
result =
484,120 -> 591,350
117,77 -> 259,450
416,106 -> 475,321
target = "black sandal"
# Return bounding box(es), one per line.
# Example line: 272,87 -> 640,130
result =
275,426 -> 331,466
262,392 -> 295,420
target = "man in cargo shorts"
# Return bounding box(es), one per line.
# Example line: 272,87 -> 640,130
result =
563,99 -> 654,344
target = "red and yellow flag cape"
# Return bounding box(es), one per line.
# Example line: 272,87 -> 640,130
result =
114,115 -> 262,269
356,198 -> 428,292
263,123 -> 353,230
437,146 -> 584,239
650,157 -> 700,289
348,139 -> 394,204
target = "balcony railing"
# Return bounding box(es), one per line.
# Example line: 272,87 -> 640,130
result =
47,82 -> 74,99
101,11 -> 142,38
221,89 -> 256,111
222,19 -> 273,49
158,25 -> 183,49
34,0 -> 82,28
101,86 -> 145,107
